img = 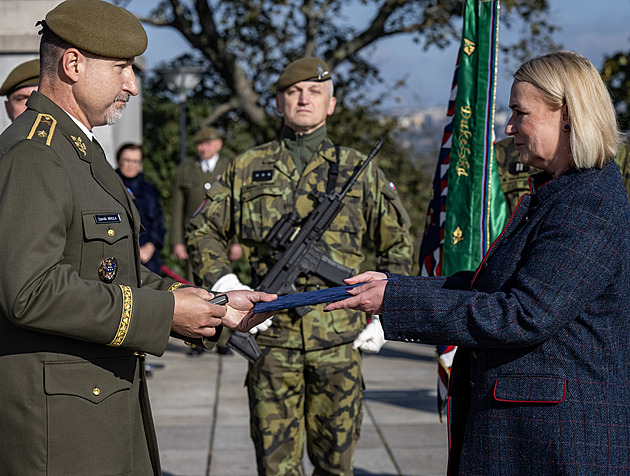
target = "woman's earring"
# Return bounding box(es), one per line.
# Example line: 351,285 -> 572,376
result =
563,124 -> 570,132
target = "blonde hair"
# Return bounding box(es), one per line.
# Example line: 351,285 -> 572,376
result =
514,51 -> 620,169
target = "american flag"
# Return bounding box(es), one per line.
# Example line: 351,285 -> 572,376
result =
418,0 -> 506,420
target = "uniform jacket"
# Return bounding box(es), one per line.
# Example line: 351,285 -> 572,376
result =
0,92 -> 177,476
382,162 -> 630,475
117,169 -> 166,275
170,156 -> 229,246
187,131 -> 413,350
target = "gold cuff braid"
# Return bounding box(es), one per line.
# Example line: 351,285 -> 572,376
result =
167,282 -> 184,292
108,285 -> 133,347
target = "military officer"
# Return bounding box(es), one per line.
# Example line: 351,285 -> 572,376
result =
1,58 -> 39,122
187,57 -> 413,475
171,126 -> 231,282
0,1 -> 274,474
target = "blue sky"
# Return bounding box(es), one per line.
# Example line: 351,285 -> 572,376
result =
127,0 -> 630,112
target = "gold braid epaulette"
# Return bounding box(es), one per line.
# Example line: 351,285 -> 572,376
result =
108,285 -> 133,347
168,282 -> 185,291
27,113 -> 57,146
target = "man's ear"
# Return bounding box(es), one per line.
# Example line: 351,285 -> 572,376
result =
275,94 -> 284,116
327,96 -> 336,116
61,48 -> 82,83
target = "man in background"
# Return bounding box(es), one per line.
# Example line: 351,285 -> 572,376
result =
171,126 -> 230,282
1,58 -> 39,122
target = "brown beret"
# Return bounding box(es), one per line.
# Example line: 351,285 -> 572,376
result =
0,59 -> 40,96
42,0 -> 147,58
194,127 -> 222,144
275,57 -> 332,92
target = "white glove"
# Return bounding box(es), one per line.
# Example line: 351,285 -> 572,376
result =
211,273 -> 274,334
211,273 -> 252,292
248,316 -> 274,334
352,315 -> 386,353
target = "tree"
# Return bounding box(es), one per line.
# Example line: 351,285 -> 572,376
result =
130,0 -> 555,136
602,51 -> 630,133
122,0 -> 557,274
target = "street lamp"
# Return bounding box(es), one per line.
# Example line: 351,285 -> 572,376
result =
160,66 -> 204,163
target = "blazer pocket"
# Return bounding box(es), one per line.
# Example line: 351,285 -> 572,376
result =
493,374 -> 566,404
44,358 -> 134,475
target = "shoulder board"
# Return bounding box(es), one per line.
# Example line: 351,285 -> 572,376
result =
27,113 -> 57,146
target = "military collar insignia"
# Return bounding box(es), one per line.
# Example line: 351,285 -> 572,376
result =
27,113 -> 57,146
71,135 -> 87,156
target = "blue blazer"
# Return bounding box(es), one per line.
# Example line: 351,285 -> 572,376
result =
383,162 -> 630,475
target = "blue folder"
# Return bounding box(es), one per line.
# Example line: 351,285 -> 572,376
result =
253,284 -> 363,314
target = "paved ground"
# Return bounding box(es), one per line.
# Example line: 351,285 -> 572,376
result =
146,339 -> 449,476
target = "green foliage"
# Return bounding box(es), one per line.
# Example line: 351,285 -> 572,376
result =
134,0 -> 557,276
602,51 -> 630,133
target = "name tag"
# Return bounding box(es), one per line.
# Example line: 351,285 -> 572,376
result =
94,214 -> 121,224
252,170 -> 273,182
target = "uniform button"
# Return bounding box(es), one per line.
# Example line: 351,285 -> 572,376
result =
204,182 -> 211,190
107,229 -> 115,237
93,387 -> 101,396
134,351 -> 145,357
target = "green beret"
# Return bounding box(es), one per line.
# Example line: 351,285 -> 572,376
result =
0,59 -> 40,97
42,0 -> 147,58
194,127 -> 222,144
275,57 -> 332,92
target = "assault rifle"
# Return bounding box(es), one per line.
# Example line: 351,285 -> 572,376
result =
226,138 -> 384,362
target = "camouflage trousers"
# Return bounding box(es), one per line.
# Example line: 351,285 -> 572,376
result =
246,343 -> 363,476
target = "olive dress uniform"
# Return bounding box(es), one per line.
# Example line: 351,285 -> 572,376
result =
171,156 -> 229,281
187,124 -> 413,475
0,91 -> 179,475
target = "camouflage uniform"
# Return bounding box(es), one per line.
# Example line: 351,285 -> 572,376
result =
494,136 -> 539,215
187,125 -> 412,475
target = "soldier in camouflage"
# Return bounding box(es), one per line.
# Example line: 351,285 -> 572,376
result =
187,57 -> 413,475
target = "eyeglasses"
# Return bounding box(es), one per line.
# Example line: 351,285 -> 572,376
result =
120,158 -> 142,165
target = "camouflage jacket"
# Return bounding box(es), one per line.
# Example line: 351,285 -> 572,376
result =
187,134 -> 413,350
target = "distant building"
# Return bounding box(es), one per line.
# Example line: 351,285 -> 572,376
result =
0,0 -> 144,167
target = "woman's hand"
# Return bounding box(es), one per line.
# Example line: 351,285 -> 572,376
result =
324,271 -> 387,315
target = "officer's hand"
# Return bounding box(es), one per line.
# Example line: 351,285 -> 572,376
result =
353,315 -> 386,353
171,287 -> 224,338
222,290 -> 277,332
